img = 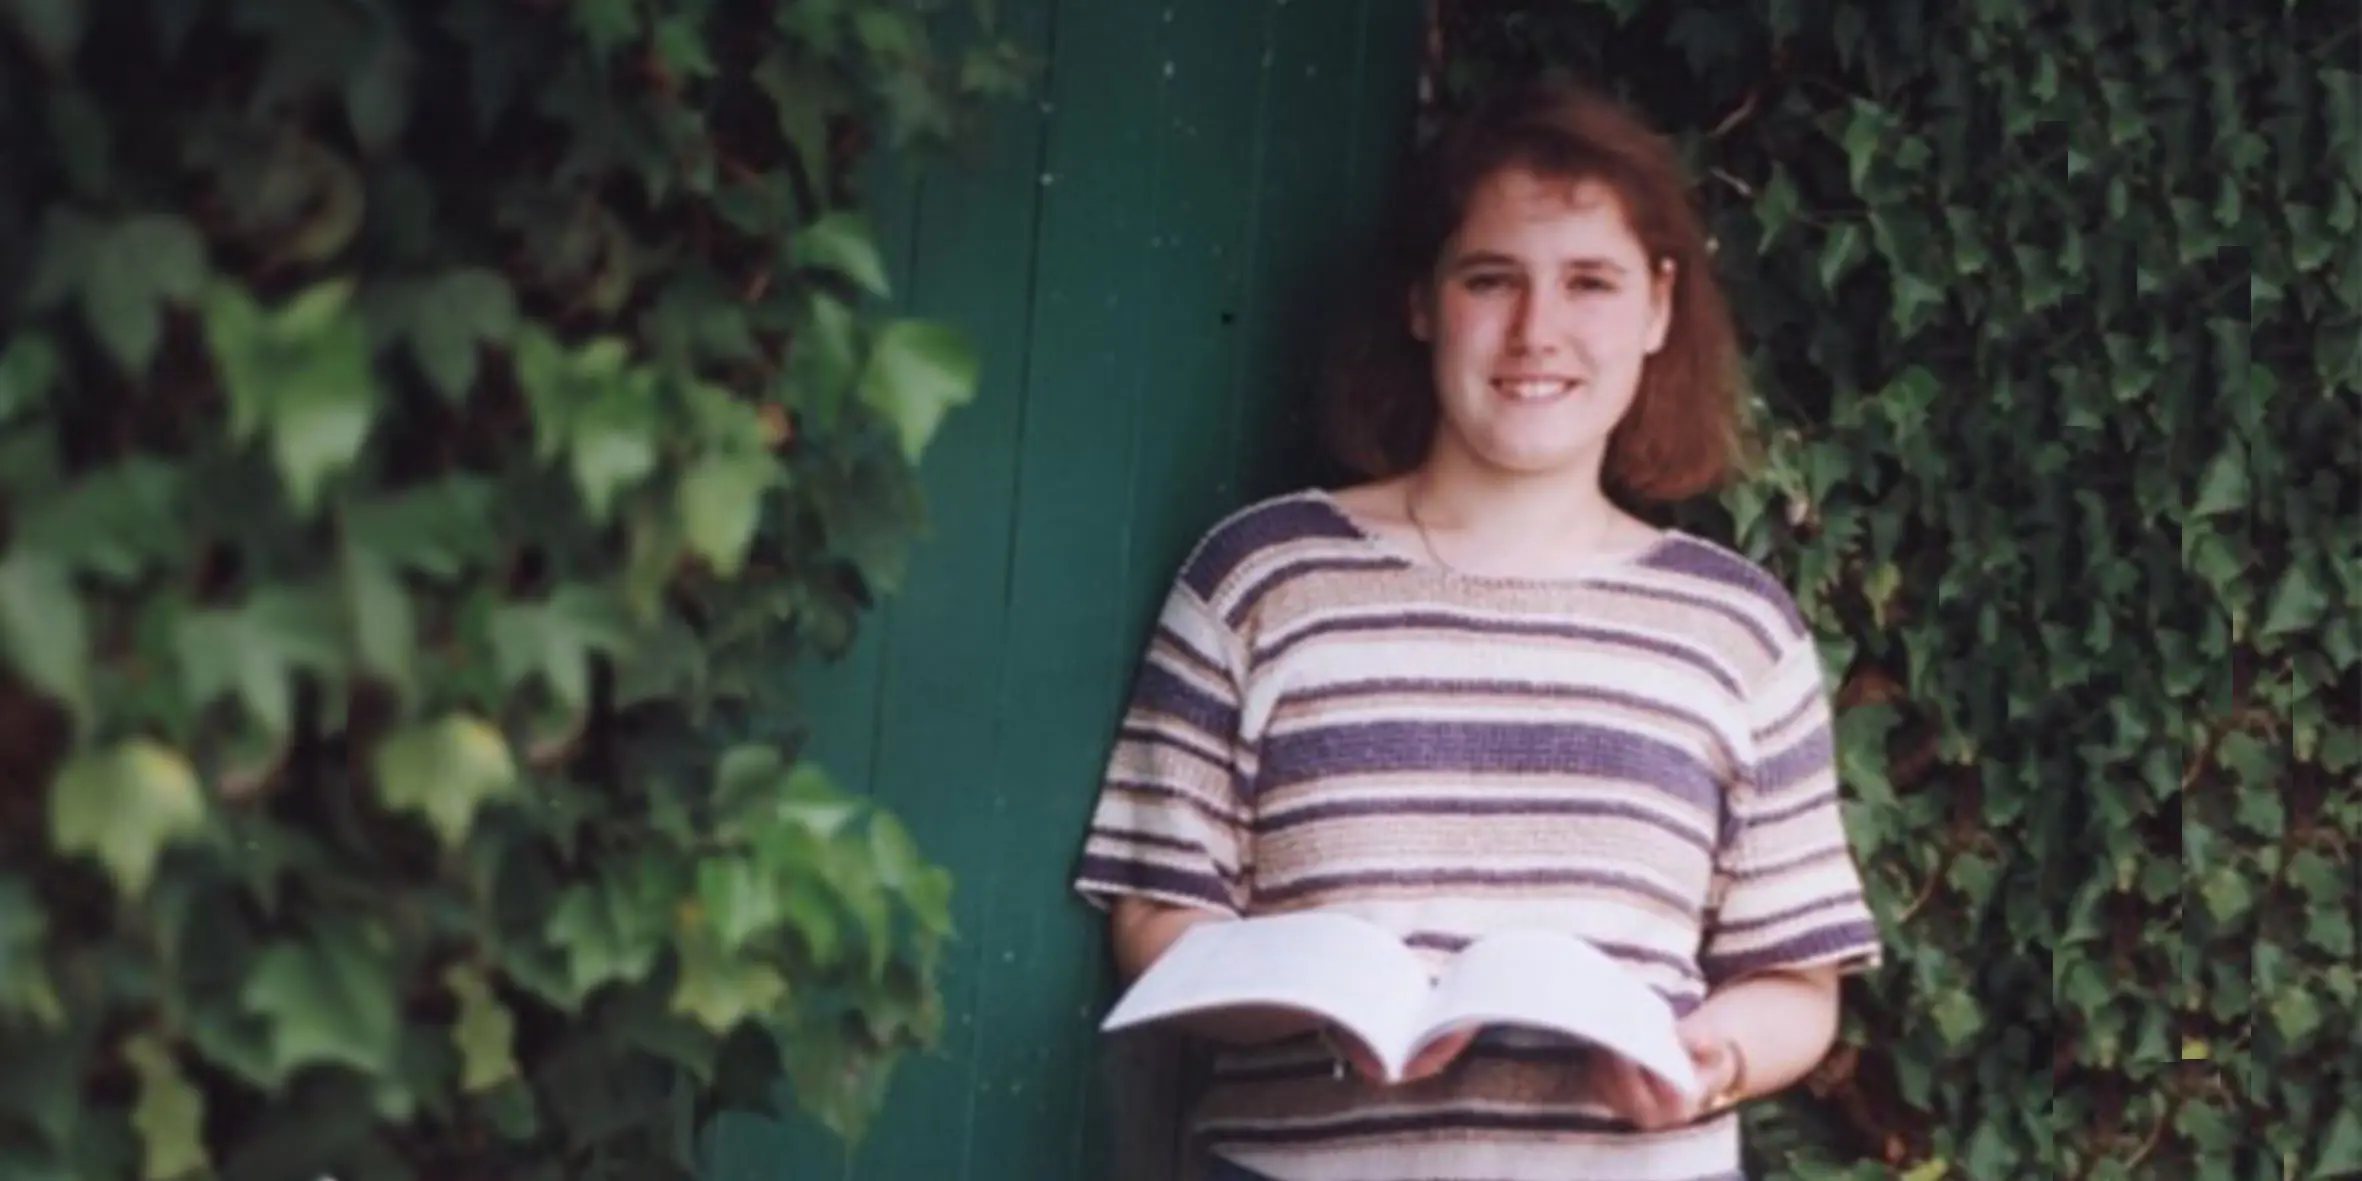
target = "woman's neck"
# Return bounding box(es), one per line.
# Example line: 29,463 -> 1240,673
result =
1403,446 -> 1632,556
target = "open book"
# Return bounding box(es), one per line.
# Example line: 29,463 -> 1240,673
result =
1099,910 -> 1700,1094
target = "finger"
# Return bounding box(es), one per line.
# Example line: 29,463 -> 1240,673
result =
1598,1058 -> 1659,1126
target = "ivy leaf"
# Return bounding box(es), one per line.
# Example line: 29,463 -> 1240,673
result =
571,0 -> 641,56
2190,445 -> 2249,517
670,932 -> 788,1033
5,0 -> 88,63
547,865 -> 669,1000
200,280 -> 383,514
2261,566 -> 2327,638
175,587 -> 347,738
49,739 -> 209,897
342,23 -> 413,153
0,332 -> 60,424
651,13 -> 715,78
443,964 -> 518,1093
753,47 -> 837,197
678,453 -> 783,576
695,858 -> 781,952
2318,1106 -> 2362,1177
0,879 -> 63,1027
0,550 -> 88,721
241,927 -> 400,1078
34,212 -> 210,375
16,457 -> 186,583
340,542 -> 415,695
859,319 -> 979,461
787,293 -> 861,428
489,585 -> 637,713
794,211 -> 893,297
871,813 -> 954,938
371,714 -> 518,849
124,1034 -> 209,1181
386,269 -> 517,401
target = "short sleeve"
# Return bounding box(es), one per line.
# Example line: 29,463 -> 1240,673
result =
1699,636 -> 1885,987
1071,582 -> 1253,917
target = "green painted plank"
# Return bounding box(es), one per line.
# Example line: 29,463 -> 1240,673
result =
835,24 -> 1059,1181
791,7 -> 1063,1181
958,0 -> 1191,1174
700,7 -> 1049,1179
1228,0 -> 1427,501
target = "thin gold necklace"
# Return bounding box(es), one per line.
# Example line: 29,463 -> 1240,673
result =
1403,485 -> 1457,572
1403,481 -> 1619,576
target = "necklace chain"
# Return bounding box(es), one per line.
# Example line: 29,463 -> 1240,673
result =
1403,480 -> 1620,576
1403,485 -> 1458,573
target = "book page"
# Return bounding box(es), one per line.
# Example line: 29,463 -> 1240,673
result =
1098,910 -> 1434,1073
1412,929 -> 1700,1097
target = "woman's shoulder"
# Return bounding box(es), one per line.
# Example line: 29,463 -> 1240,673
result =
1629,530 -> 1815,656
1167,486 -> 1382,612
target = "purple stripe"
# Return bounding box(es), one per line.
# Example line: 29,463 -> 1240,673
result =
1149,623 -> 1227,681
1711,891 -> 1871,938
1757,687 -> 1820,740
1131,660 -> 1240,742
1592,939 -> 1709,979
1255,866 -> 1699,916
1101,779 -> 1245,826
1638,538 -> 1808,638
1756,722 -> 1835,794
1223,555 -> 1408,629
1732,844 -> 1847,883
1091,824 -> 1218,858
1757,784 -> 1840,828
1591,577 -> 1782,659
1284,678 -> 1739,770
1703,920 -> 1882,981
1116,723 -> 1233,775
1075,857 -> 1236,910
1258,795 -> 1714,855
1257,612 -> 1741,695
1179,495 -> 1364,602
1258,720 -> 1720,813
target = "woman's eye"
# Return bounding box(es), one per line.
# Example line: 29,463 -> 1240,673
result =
1464,273 -> 1514,293
1569,275 -> 1615,293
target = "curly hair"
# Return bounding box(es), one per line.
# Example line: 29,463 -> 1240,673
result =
1318,77 -> 1751,505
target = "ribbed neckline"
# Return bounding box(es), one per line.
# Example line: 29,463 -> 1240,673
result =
1302,486 -> 1686,589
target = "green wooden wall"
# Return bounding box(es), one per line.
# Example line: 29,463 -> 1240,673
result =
703,1 -> 1423,1177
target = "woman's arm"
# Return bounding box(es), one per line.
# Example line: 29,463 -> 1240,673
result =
1592,964 -> 1846,1129
1689,964 -> 1844,1100
1107,897 -> 1328,1046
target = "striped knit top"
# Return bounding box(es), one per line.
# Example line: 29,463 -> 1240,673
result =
1072,489 -> 1884,1181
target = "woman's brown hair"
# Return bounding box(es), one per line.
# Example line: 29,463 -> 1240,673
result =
1319,77 -> 1751,505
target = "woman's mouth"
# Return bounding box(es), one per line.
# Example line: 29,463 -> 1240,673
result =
1493,378 -> 1579,402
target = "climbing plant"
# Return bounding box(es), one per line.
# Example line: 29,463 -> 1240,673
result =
1439,1 -> 2358,1178
0,1 -> 1028,1178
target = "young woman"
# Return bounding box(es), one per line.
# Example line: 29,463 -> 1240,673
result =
1071,79 -> 1884,1181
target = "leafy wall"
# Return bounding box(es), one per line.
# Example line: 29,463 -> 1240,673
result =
0,2 -> 1025,1178
1440,2 -> 2360,1178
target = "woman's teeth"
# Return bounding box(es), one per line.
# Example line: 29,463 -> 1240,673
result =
1497,379 -> 1574,401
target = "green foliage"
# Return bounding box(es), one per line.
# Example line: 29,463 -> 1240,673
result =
0,0 -> 1023,1177
1444,2 -> 2358,1178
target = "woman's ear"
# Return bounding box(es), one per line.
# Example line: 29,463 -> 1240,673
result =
1644,258 -> 1676,355
1406,282 -> 1434,343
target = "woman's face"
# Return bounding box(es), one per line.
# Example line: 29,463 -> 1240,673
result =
1410,166 -> 1673,482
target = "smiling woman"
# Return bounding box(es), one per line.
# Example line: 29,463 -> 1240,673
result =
1071,79 -> 1883,1181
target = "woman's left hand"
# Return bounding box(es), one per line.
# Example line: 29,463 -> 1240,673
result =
1588,1013 -> 1743,1131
